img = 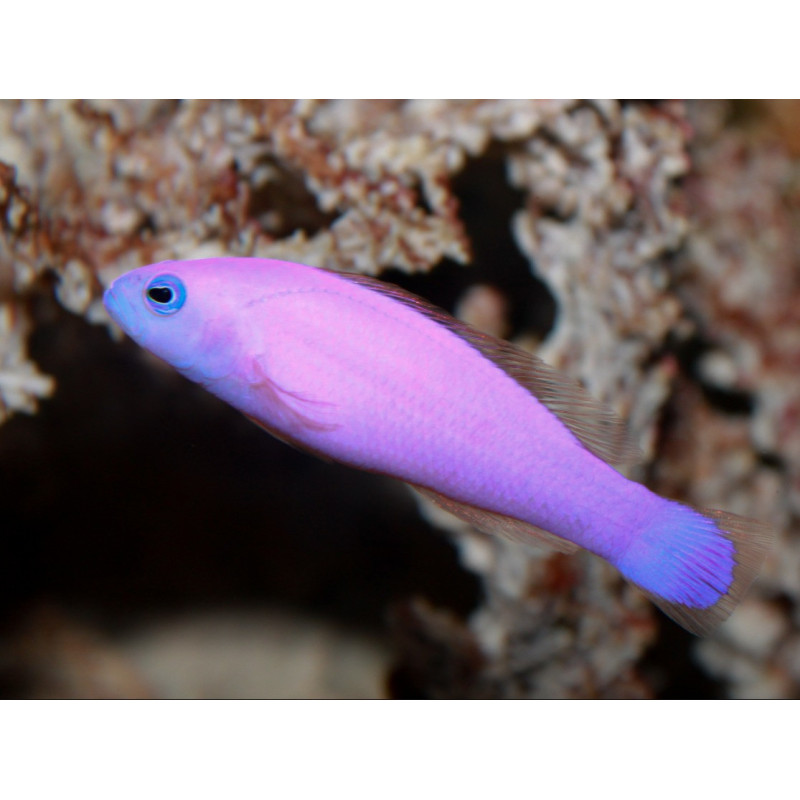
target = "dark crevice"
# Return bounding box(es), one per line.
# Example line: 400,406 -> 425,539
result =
407,176 -> 435,216
0,293 -> 481,645
381,145 -> 557,342
758,451 -> 785,470
700,384 -> 755,416
243,157 -> 337,238
640,620 -> 725,699
672,332 -> 755,416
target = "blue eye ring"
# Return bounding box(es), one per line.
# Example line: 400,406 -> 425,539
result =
144,274 -> 186,315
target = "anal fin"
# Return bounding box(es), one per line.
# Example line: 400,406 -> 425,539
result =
411,484 -> 578,554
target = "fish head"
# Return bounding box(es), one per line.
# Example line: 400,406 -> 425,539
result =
103,259 -> 247,381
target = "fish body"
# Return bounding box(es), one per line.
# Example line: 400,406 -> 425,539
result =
104,258 -> 773,635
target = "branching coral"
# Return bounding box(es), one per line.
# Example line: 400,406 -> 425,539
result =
0,99 -> 795,698
654,101 -> 800,698
0,162 -> 54,421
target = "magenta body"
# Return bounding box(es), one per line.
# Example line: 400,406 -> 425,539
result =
105,256 -> 777,636
105,258 -> 657,565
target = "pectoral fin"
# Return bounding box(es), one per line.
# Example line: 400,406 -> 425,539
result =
248,358 -> 339,434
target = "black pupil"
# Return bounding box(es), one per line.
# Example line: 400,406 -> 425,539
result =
148,286 -> 173,304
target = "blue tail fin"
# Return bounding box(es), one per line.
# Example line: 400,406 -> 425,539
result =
616,502 -> 774,636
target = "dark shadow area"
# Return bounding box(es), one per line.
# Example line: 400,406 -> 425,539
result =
639,618 -> 724,699
671,330 -> 755,416
0,294 -> 481,696
245,157 -> 338,238
381,146 -> 557,342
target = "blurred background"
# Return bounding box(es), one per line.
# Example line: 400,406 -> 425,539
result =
0,99 -> 797,698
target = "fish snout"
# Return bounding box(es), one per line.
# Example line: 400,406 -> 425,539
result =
103,284 -> 142,338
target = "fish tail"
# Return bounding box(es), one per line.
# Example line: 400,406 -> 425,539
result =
615,501 -> 774,636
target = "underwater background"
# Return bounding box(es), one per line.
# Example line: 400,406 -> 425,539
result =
0,99 -> 796,698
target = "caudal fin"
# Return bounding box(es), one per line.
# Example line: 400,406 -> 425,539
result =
617,503 -> 774,636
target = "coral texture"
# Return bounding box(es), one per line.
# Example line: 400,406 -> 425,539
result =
655,101 -> 800,698
0,163 -> 55,421
0,100 -> 795,698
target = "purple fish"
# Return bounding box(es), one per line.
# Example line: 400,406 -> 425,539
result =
104,258 -> 773,635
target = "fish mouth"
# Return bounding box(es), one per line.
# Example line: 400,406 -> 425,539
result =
103,285 -> 142,338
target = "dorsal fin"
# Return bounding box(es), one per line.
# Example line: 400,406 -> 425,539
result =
338,271 -> 642,466
411,484 -> 578,554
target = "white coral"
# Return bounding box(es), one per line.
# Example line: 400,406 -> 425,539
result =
0,302 -> 54,423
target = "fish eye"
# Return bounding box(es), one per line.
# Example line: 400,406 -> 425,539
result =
144,275 -> 186,315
